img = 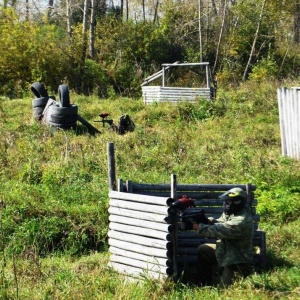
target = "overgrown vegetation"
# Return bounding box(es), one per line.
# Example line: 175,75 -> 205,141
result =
0,79 -> 299,298
1,1 -> 300,98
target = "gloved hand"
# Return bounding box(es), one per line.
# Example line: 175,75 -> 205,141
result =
172,195 -> 195,210
180,219 -> 193,230
193,209 -> 209,224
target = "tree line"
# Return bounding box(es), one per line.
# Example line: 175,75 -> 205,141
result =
0,0 -> 300,98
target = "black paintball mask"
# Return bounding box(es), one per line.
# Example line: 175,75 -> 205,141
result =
219,187 -> 247,215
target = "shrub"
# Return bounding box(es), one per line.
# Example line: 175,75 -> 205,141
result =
257,184 -> 300,224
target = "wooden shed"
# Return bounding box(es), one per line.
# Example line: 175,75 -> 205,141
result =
141,62 -> 217,104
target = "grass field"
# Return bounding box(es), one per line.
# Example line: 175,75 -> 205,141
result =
0,80 -> 299,299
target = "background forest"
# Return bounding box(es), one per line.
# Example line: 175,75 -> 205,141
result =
1,0 -> 300,98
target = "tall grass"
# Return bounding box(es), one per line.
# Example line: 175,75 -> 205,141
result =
0,80 -> 299,299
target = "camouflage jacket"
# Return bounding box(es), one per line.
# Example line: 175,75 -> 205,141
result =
197,206 -> 254,267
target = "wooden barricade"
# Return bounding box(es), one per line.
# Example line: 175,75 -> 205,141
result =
107,175 -> 267,280
108,190 -> 176,280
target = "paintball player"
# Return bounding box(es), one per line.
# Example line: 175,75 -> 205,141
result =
175,188 -> 254,287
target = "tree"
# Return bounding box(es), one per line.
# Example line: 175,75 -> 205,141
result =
294,2 -> 300,43
242,0 -> 267,81
47,0 -> 54,20
198,0 -> 203,62
89,0 -> 97,57
213,0 -> 227,73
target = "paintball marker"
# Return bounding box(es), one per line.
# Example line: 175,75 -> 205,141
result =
95,113 -> 114,127
171,195 -> 195,210
94,113 -> 135,135
172,195 -> 209,225
181,208 -> 209,224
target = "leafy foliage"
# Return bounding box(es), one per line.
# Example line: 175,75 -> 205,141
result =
257,183 -> 300,224
1,1 -> 300,98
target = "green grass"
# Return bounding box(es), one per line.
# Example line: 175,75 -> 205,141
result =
0,79 -> 300,299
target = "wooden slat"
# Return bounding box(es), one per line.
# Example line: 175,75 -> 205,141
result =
110,254 -> 172,275
108,262 -> 168,280
109,246 -> 172,267
129,182 -> 256,193
161,62 -> 210,67
141,61 -> 181,86
128,183 -> 256,193
128,191 -> 172,197
130,183 -> 171,192
109,199 -> 174,215
108,207 -> 170,224
108,238 -> 172,258
176,183 -> 256,191
109,215 -> 173,232
109,222 -> 172,241
109,190 -> 173,206
108,230 -> 173,250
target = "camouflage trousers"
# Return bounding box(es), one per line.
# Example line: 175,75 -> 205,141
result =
196,243 -> 253,287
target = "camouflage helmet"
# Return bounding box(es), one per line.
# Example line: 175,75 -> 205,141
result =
219,187 -> 247,215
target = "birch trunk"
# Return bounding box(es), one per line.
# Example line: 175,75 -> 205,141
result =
213,0 -> 227,74
242,0 -> 267,81
47,0 -> 54,20
66,0 -> 72,37
82,0 -> 90,63
89,0 -> 96,58
199,0 -> 203,62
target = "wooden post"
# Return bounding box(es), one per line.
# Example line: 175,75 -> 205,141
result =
126,180 -> 133,193
117,179 -> 123,192
171,174 -> 178,281
206,64 -> 210,88
107,142 -> 116,191
162,66 -> 165,87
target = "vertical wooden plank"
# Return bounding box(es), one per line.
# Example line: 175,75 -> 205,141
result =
288,88 -> 294,158
287,88 -> 293,158
126,180 -> 133,193
118,179 -> 124,192
284,87 -> 290,157
107,142 -> 116,191
246,183 -> 253,208
294,88 -> 300,159
206,64 -> 210,88
170,174 -> 178,281
277,87 -> 287,156
284,88 -> 289,157
297,89 -> 300,159
292,88 -> 297,159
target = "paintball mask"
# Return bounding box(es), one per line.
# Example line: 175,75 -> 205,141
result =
219,187 -> 246,215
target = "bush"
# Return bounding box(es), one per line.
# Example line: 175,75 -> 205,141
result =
257,184 -> 300,224
249,57 -> 279,83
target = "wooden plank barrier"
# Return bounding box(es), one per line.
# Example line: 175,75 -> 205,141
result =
108,175 -> 267,280
142,86 -> 213,104
108,190 -> 176,279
